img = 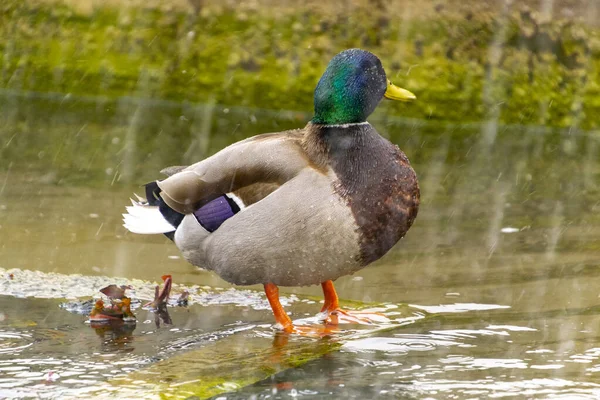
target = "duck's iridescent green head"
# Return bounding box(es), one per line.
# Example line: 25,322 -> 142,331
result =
312,49 -> 415,125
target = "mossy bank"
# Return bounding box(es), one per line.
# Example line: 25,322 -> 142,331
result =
2,0 -> 600,129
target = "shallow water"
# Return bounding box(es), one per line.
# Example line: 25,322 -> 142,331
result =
1,92 -> 600,398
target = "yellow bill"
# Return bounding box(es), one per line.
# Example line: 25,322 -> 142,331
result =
384,79 -> 416,102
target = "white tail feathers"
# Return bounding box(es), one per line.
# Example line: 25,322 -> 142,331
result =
123,197 -> 176,234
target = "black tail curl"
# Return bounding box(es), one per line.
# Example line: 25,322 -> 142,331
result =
145,181 -> 184,241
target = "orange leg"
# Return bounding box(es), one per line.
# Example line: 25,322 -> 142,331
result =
265,283 -> 338,337
321,280 -> 340,312
319,280 -> 389,325
264,283 -> 293,333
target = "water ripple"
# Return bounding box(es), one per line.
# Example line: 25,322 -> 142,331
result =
407,378 -> 600,399
410,303 -> 511,313
342,333 -> 463,353
0,331 -> 34,355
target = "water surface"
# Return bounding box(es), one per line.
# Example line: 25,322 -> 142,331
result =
1,92 -> 600,398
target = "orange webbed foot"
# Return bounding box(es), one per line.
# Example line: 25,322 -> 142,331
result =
265,283 -> 340,338
281,323 -> 339,338
264,281 -> 388,339
318,308 -> 390,325
319,280 -> 390,326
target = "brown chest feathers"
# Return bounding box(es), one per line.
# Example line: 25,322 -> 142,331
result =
304,123 -> 420,265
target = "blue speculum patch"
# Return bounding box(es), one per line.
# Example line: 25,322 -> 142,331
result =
193,195 -> 240,232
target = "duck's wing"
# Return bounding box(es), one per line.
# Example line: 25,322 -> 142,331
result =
160,169 -> 279,207
157,130 -> 309,214
160,165 -> 189,177
232,182 -> 280,206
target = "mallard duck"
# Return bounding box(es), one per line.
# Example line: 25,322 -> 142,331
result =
124,48 -> 420,333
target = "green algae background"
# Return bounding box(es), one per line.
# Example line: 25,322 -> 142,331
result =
2,0 -> 599,129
